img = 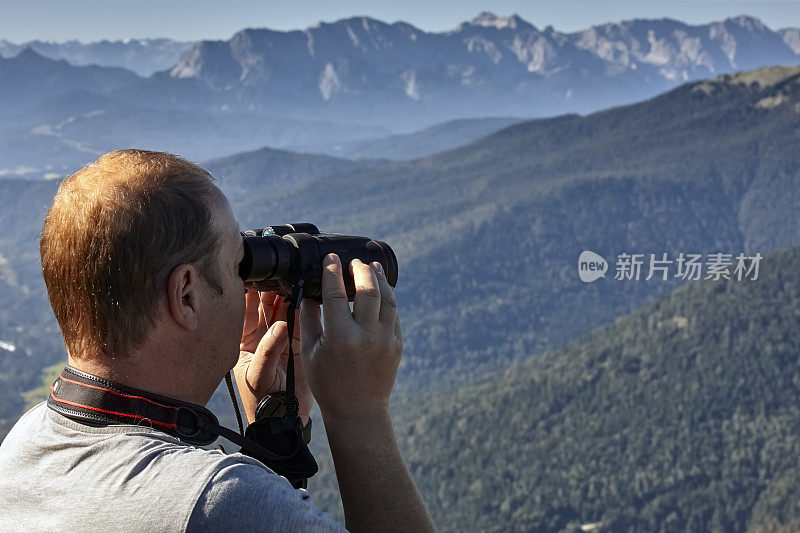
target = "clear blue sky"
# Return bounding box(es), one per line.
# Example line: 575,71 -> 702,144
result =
2,0 -> 800,42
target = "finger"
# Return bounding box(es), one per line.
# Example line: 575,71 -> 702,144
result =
351,258 -> 381,325
247,321 -> 289,395
258,300 -> 267,330
300,298 -> 322,357
233,351 -> 250,394
256,292 -> 276,332
267,293 -> 283,325
241,291 -> 267,353
270,294 -> 302,344
242,289 -> 261,336
321,253 -> 352,328
235,350 -> 253,369
291,304 -> 303,341
371,261 -> 398,326
293,337 -> 310,382
292,342 -> 315,419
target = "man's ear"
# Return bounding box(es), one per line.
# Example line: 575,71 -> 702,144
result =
166,264 -> 200,331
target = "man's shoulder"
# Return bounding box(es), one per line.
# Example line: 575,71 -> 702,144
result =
4,403 -> 256,465
2,402 -> 274,485
0,403 -> 332,532
187,456 -> 347,532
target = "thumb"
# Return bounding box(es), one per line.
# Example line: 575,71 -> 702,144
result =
247,321 -> 289,395
300,299 -> 322,361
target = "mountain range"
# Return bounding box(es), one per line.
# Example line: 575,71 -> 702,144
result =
115,13 -> 800,127
0,38 -> 192,76
0,84 -> 389,177
2,13 -> 800,178
0,48 -> 140,118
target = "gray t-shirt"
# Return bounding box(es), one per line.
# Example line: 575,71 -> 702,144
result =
0,403 -> 346,532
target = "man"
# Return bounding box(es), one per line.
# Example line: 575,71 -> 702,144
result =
0,150 -> 435,532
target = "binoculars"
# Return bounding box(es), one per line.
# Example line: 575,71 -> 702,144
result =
238,223 -> 398,301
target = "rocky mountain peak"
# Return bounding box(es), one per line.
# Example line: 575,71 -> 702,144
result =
780,28 -> 800,54
13,46 -> 50,63
725,14 -> 769,32
469,12 -> 530,31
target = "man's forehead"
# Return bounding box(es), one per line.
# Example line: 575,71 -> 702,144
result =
208,187 -> 241,244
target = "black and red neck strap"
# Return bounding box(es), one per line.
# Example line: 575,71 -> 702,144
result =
46,365 -> 317,484
48,365 -> 222,445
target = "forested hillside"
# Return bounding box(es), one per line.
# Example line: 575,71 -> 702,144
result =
225,65 -> 800,393
312,117 -> 525,160
308,245 -> 800,532
0,179 -> 61,436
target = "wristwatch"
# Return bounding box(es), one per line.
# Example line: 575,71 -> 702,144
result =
255,392 -> 312,444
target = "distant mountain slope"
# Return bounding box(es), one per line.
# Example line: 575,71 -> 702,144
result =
573,15 -> 798,79
113,13 -> 800,128
782,28 -> 800,54
224,65 -> 800,393
313,117 -> 525,160
0,38 -> 193,77
0,90 -> 389,177
313,244 -> 798,532
0,48 -> 140,117
204,145 -> 386,200
0,179 -> 62,438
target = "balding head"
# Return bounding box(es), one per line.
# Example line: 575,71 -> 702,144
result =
40,149 -> 223,359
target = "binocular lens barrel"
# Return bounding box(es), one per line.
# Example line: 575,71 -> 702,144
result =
238,226 -> 398,301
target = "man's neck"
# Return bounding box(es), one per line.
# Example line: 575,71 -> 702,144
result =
67,350 -> 218,406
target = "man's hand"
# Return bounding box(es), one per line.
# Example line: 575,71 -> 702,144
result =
300,254 -> 402,422
300,254 -> 435,532
235,289 -> 314,424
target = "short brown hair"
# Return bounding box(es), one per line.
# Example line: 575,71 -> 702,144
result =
40,149 -> 223,359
